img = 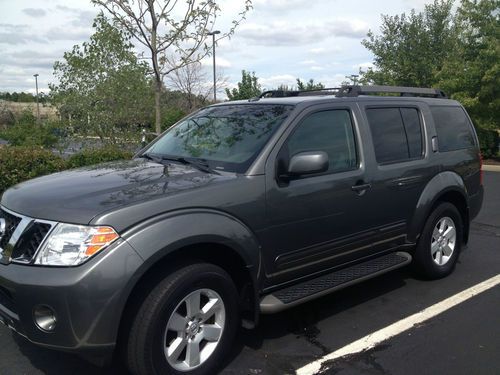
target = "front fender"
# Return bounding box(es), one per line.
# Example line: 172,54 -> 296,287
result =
407,171 -> 468,243
121,208 -> 262,281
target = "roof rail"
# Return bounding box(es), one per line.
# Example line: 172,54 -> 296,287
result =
258,87 -> 341,99
336,85 -> 448,98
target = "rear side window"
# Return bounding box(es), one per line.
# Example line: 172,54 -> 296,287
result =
366,107 -> 423,164
430,106 -> 475,152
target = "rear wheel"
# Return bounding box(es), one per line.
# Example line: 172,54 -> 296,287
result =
126,263 -> 239,375
413,202 -> 463,279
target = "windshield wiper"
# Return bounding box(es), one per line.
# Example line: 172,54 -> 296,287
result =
140,153 -> 220,175
139,153 -> 165,164
160,155 -> 221,175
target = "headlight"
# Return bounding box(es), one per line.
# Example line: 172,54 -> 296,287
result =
34,224 -> 119,266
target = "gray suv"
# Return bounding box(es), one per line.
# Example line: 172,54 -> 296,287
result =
0,86 -> 483,374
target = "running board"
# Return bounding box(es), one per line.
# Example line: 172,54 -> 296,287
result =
260,252 -> 412,314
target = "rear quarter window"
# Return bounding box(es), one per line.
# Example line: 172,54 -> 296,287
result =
430,106 -> 476,152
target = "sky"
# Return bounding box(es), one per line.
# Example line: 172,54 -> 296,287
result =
0,0 -> 434,98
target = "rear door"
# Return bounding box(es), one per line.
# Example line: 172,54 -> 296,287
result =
357,102 -> 436,251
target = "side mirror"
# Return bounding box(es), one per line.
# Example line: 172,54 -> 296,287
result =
288,151 -> 329,176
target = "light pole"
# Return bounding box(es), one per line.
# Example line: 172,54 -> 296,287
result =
208,30 -> 221,102
33,73 -> 40,124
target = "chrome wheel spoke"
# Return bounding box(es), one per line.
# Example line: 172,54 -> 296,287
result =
169,312 -> 187,332
186,339 -> 201,367
202,324 -> 222,342
431,241 -> 440,255
186,291 -> 201,318
435,249 -> 443,265
443,226 -> 456,241
443,243 -> 454,256
433,226 -> 441,239
201,298 -> 221,322
167,337 -> 188,362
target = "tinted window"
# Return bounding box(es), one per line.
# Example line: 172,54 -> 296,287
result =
287,110 -> 357,173
430,106 -> 475,152
400,108 -> 423,158
146,104 -> 293,173
366,107 -> 423,164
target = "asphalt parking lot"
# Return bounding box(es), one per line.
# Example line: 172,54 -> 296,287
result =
1,172 -> 498,375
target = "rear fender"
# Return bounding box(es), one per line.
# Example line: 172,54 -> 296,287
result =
408,171 -> 468,243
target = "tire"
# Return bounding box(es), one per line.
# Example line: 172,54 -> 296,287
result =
126,263 -> 239,375
413,202 -> 463,279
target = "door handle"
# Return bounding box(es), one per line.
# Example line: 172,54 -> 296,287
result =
351,183 -> 371,194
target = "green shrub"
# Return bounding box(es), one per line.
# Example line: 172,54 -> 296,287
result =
162,108 -> 186,131
476,127 -> 499,159
0,122 -> 60,149
0,146 -> 66,193
67,147 -> 133,168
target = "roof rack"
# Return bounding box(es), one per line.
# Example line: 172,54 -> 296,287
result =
258,87 -> 340,98
335,85 -> 448,98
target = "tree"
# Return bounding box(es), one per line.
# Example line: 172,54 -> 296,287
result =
225,70 -> 261,100
361,0 -> 499,156
92,0 -> 253,135
164,57 -> 227,111
437,0 -> 499,131
50,13 -> 153,143
296,78 -> 325,91
361,0 -> 455,87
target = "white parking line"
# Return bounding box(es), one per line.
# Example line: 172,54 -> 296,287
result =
296,274 -> 500,375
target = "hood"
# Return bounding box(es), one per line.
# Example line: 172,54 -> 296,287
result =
1,159 -> 235,224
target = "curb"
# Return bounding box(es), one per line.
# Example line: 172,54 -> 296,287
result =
483,164 -> 500,172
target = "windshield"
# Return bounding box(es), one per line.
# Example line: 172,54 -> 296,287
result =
144,104 -> 294,173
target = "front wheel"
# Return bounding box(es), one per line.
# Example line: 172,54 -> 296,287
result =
126,263 -> 239,375
413,202 -> 463,279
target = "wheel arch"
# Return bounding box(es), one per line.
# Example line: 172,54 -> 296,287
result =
408,171 -> 470,244
114,210 -> 262,355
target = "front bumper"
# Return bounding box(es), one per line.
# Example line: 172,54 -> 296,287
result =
0,238 -> 143,364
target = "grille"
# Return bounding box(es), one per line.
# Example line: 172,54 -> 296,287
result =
11,222 -> 52,263
0,208 -> 22,250
0,207 -> 54,264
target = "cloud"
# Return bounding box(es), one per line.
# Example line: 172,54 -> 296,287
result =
22,8 -> 47,18
45,26 -> 93,41
253,0 -> 312,12
0,24 -> 47,44
201,56 -> 232,68
309,47 -> 327,55
259,74 -> 297,89
55,5 -> 97,28
237,19 -> 368,46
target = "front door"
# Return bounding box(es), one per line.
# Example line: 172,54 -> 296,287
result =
260,104 -> 378,285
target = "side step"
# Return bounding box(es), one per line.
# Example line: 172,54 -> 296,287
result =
260,252 -> 412,314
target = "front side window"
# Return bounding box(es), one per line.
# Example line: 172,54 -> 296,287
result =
146,104 -> 294,173
285,109 -> 357,174
366,107 -> 424,164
